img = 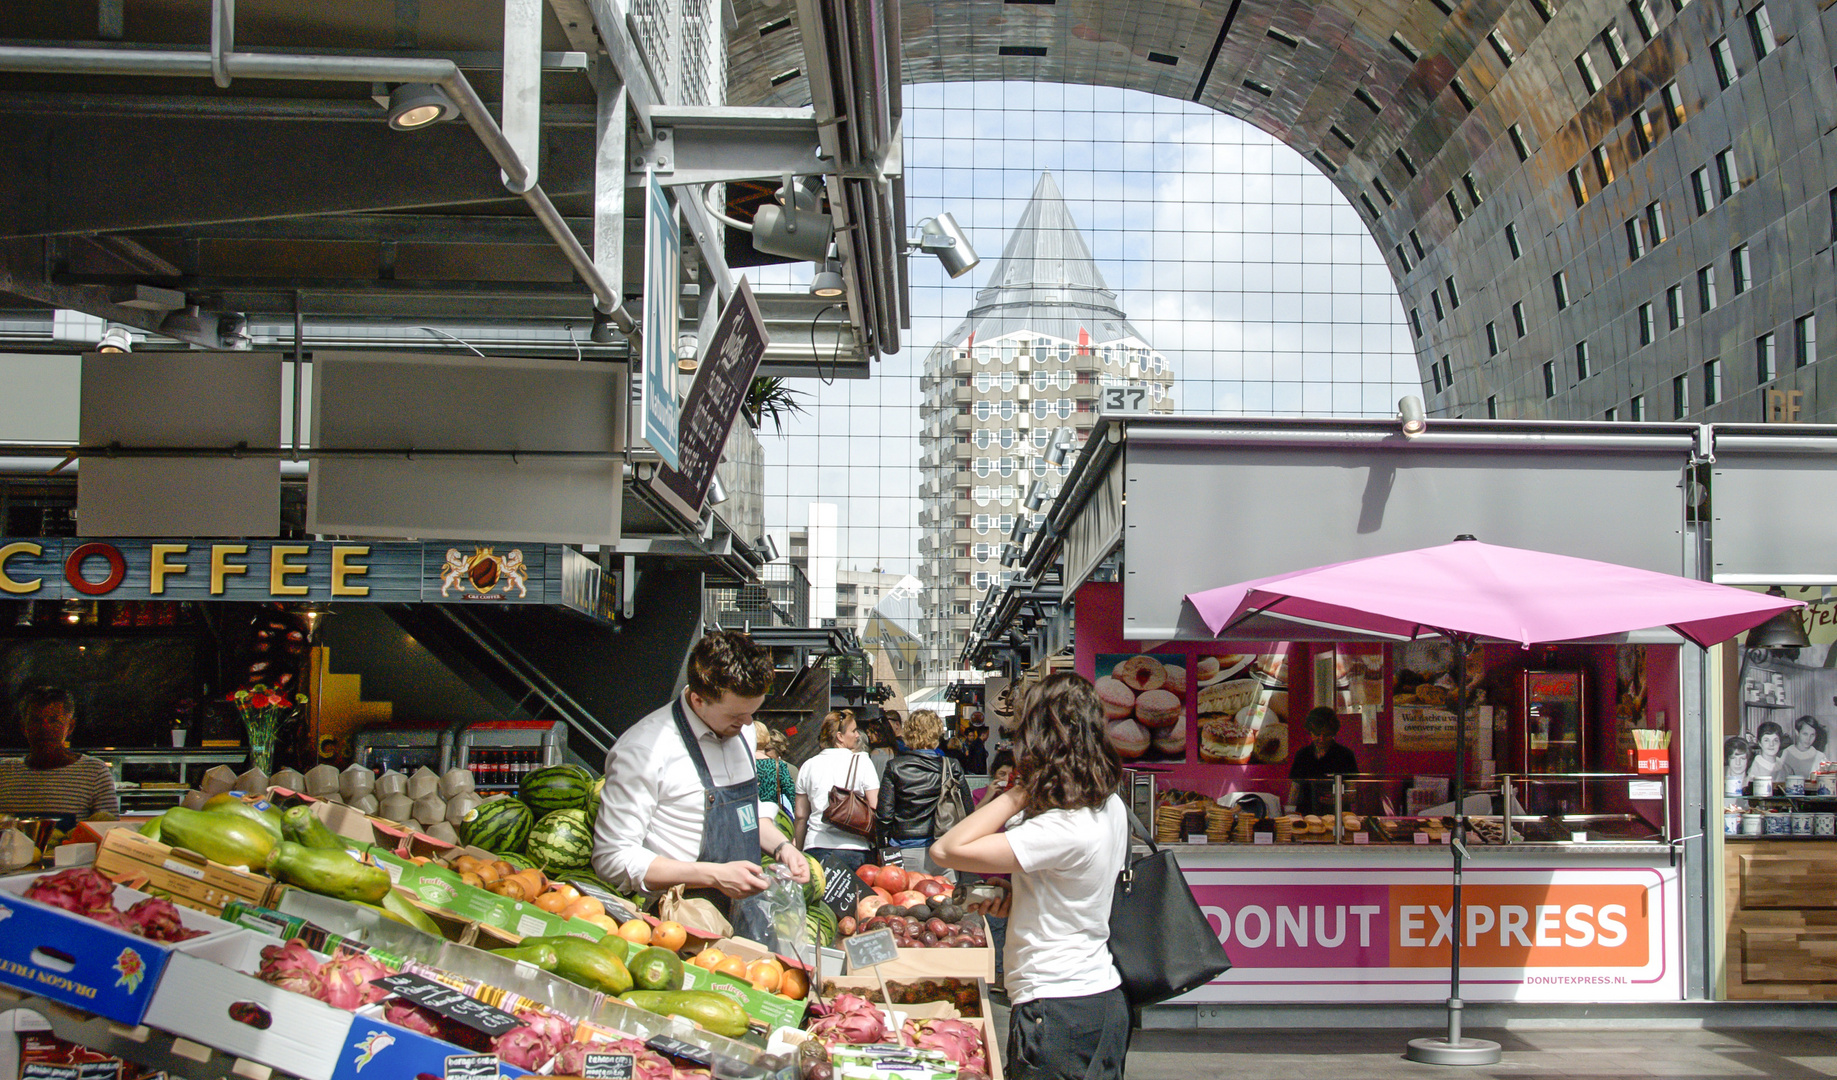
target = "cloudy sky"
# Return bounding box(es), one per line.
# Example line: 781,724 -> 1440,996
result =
756,82 -> 1422,578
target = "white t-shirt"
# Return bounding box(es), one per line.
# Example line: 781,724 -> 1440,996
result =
1003,793 -> 1128,1004
795,747 -> 877,851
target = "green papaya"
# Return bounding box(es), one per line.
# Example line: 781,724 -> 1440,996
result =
493,943 -> 561,971
267,841 -> 392,904
201,793 -> 284,840
158,806 -> 277,870
618,990 -> 750,1038
280,806 -> 346,851
138,817 -> 162,841
507,935 -> 632,995
627,946 -> 685,992
375,889 -> 444,937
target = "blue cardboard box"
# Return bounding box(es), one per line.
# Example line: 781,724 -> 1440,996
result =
332,1016 -> 532,1080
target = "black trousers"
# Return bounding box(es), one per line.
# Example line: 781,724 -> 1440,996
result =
1007,986 -> 1131,1080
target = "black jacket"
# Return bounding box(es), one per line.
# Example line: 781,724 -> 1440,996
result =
875,751 -> 973,842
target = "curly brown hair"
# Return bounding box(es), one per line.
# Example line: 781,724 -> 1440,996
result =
685,630 -> 774,700
904,709 -> 944,750
1013,672 -> 1122,812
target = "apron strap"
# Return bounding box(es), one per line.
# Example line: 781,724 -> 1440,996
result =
670,694 -> 719,800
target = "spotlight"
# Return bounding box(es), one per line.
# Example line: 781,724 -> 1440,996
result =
677,333 -> 700,374
810,261 -> 846,298
387,83 -> 457,130
708,475 -> 729,506
912,213 -> 980,278
752,202 -> 834,262
1398,395 -> 1427,438
590,309 -> 616,344
96,325 -> 132,353
61,600 -> 83,625
756,534 -> 780,562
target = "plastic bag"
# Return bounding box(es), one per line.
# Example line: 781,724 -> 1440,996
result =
762,862 -> 813,968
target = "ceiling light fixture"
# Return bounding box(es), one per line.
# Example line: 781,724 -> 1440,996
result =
677,333 -> 700,373
911,213 -> 980,278
387,83 -> 457,131
96,325 -> 133,353
810,261 -> 846,298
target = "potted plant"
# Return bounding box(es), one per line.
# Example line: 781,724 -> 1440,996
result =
745,377 -> 808,434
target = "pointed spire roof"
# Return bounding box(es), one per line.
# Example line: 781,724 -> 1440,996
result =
940,172 -> 1142,347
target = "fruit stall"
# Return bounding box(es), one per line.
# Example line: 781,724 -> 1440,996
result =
0,774 -> 1002,1080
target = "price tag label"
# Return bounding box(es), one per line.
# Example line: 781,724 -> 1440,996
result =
22,1065 -> 78,1080
443,1053 -> 500,1079
1098,385 -> 1152,414
377,973 -> 522,1036
1353,832 -> 1370,845
1628,780 -> 1664,800
1252,832 -> 1273,845
1413,832 -> 1430,845
161,858 -> 206,881
1186,834 -> 1208,845
583,1052 -> 637,1079
845,927 -> 900,969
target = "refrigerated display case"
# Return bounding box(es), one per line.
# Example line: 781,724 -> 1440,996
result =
352,725 -> 449,776
454,720 -> 570,793
1520,669 -> 1588,813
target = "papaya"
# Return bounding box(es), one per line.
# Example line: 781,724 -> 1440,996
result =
138,817 -> 162,841
494,943 -> 561,971
627,946 -> 686,992
618,990 -> 750,1038
507,936 -> 632,995
267,841 -> 392,904
201,793 -> 284,840
280,806 -> 346,851
377,889 -> 444,937
158,806 -> 277,870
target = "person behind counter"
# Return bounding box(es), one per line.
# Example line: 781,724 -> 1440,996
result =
590,631 -> 807,944
0,686 -> 119,819
1287,706 -> 1359,815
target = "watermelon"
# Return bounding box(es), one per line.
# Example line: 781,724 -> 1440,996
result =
497,852 -> 536,872
806,903 -> 838,947
802,853 -> 826,907
519,765 -> 597,815
461,796 -> 534,854
526,808 -> 594,871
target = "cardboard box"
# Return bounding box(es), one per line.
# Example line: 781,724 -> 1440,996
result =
146,928 -> 358,1080
92,828 -> 280,915
0,872 -> 242,1026
842,917 -> 995,984
818,975 -> 991,1020
370,851 -> 604,942
331,1013 -> 532,1080
679,936 -> 810,1030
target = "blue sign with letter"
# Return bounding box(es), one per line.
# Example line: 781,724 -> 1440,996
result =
641,172 -> 683,471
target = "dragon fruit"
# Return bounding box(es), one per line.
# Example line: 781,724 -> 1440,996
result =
258,939 -> 324,999
123,897 -> 203,943
26,868 -> 118,916
553,1038 -> 693,1080
491,1009 -> 573,1071
316,950 -> 392,1011
383,999 -> 445,1038
805,993 -> 887,1045
900,1019 -> 988,1074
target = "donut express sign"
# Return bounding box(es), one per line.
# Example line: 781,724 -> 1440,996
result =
0,538 -> 601,615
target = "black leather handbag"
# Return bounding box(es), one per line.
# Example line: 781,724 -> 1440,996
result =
1108,808 -> 1232,1007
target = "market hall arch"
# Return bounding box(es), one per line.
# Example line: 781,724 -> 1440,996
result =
728,0 -> 1837,424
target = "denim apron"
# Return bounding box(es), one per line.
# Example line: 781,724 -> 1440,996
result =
670,696 -> 775,946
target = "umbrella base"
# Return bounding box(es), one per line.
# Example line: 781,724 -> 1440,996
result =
1405,1037 -> 1503,1065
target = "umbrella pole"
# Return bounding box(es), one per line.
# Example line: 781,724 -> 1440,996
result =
1407,634 -> 1502,1066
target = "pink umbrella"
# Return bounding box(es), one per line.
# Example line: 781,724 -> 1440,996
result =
1183,536 -> 1800,1065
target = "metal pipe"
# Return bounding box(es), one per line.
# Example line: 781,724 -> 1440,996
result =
291,290 -> 304,461
0,443 -> 624,461
0,44 -> 635,330
1124,424 -> 1697,452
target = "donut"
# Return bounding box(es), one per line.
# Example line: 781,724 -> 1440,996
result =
1095,676 -> 1137,720
1152,716 -> 1186,756
1135,688 -> 1182,729
1107,717 -> 1151,759
1162,664 -> 1187,696
1113,655 -> 1167,692
1194,657 -> 1221,682
1199,718 -> 1233,763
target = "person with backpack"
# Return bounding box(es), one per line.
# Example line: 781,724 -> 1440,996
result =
875,708 -> 972,877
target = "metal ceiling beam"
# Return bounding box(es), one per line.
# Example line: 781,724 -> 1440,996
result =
636,107 -> 831,187
120,214 -> 594,246
0,41 -> 594,73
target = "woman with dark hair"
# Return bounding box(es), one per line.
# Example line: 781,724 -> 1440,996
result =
931,673 -> 1129,1080
1783,715 -> 1827,779
1724,735 -> 1752,792
1750,720 -> 1787,784
793,710 -> 878,875
1287,706 -> 1359,815
0,686 -> 119,818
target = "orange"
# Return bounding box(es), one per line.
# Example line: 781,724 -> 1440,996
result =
654,921 -> 688,953
745,958 -> 784,993
565,896 -> 605,922
689,948 -> 725,970
535,890 -> 573,914
583,913 -> 620,934
715,954 -> 749,980
617,918 -> 653,946
779,967 -> 809,1000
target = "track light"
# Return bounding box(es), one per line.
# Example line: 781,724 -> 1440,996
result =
810,261 -> 846,298
912,213 -> 980,278
677,333 -> 699,374
387,83 -> 457,130
96,325 -> 132,353
708,475 -> 729,506
590,309 -> 616,344
1398,395 -> 1427,438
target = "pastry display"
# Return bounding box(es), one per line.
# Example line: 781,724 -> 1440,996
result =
1135,688 -> 1182,729
1107,717 -> 1151,758
1113,655 -> 1168,692
1101,654 -> 1186,761
1199,717 -> 1234,763
1163,664 -> 1187,696
1152,716 -> 1187,756
1095,676 -> 1136,720
1252,719 -> 1289,764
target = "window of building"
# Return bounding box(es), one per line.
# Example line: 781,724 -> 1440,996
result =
1632,393 -> 1647,420
1451,77 -> 1476,110
1647,201 -> 1669,243
1431,289 -> 1446,321
1603,25 -> 1630,67
1397,148 -> 1418,177
1576,340 -> 1593,379
1445,276 -> 1461,308
1578,50 -> 1603,92
1513,301 -> 1528,337
1446,190 -> 1465,223
1431,363 -> 1444,393
1490,30 -> 1519,65
1569,166 -> 1589,207
1508,122 -> 1530,160
1639,301 -> 1656,345
1530,0 -> 1554,20
1410,230 -> 1426,259
1554,271 -> 1571,310
1757,332 -> 1777,382
1630,0 -> 1657,39
1626,218 -> 1646,260
1797,314 -> 1818,367
1667,283 -> 1685,329
1830,188 -> 1837,243
1698,265 -> 1717,312
1442,356 -> 1454,388
1732,244 -> 1752,294
1747,5 -> 1775,58
1716,148 -> 1740,197
1662,82 -> 1686,126
1463,172 -> 1483,206
972,514 -> 992,532
1544,361 -> 1558,398
1605,406 -> 1619,421
1711,36 -> 1737,88
1506,222 -> 1522,259
1633,113 -> 1653,154
1487,321 -> 1501,355
1396,243 -> 1413,272
1374,176 -> 1394,205
1691,168 -> 1714,214
1704,358 -> 1722,405
1487,395 -> 1499,418
1673,373 -> 1690,418
1410,308 -> 1424,337
1593,145 -> 1616,186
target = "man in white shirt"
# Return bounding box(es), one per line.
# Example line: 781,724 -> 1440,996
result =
591,631 -> 808,940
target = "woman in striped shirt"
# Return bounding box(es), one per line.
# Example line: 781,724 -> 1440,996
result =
0,686 -> 118,819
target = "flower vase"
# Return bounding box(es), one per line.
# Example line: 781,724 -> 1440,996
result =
246,726 -> 276,775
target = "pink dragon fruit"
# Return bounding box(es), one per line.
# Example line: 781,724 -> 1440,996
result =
900,1019 -> 988,1074
123,897 -> 204,943
491,1009 -> 573,1071
383,999 -> 445,1037
554,1037 -> 687,1080
26,868 -> 118,917
805,993 -> 887,1045
316,951 -> 392,1010
257,939 -> 323,999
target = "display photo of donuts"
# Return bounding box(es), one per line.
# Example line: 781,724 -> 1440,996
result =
1096,653 -> 1188,762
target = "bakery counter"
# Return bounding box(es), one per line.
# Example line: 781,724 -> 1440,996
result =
1164,843 -> 1685,1005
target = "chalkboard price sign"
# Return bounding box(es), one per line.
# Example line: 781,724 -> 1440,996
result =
443,1052 -> 500,1079
652,277 -> 771,517
645,1035 -> 713,1067
377,973 -> 522,1036
844,927 -> 899,970
582,1052 -> 637,1079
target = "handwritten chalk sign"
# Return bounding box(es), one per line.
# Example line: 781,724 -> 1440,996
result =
583,1052 -> 637,1079
377,972 -> 522,1036
443,1053 -> 500,1079
844,927 -> 899,969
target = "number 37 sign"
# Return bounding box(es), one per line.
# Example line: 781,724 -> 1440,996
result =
1098,385 -> 1152,414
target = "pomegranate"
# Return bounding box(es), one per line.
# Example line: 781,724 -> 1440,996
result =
915,878 -> 950,899
874,865 -> 909,894
856,895 -> 888,921
892,890 -> 927,908
855,864 -> 880,886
